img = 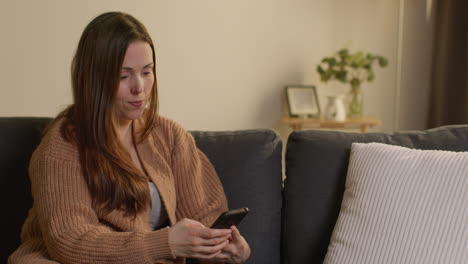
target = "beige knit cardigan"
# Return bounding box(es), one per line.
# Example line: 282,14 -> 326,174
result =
9,116 -> 228,264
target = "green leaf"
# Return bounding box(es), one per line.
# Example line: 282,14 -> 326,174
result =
337,71 -> 347,82
355,51 -> 364,61
338,48 -> 349,58
358,57 -> 367,67
367,70 -> 375,81
378,56 -> 388,67
350,78 -> 361,87
320,69 -> 331,81
317,44 -> 388,88
317,65 -> 325,74
320,70 -> 330,81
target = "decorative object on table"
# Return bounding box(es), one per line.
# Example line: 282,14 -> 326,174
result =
316,44 -> 388,118
324,95 -> 346,121
285,85 -> 320,118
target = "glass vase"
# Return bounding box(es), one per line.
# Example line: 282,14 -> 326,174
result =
348,85 -> 363,118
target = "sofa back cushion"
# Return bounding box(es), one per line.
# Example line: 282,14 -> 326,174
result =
282,125 -> 468,264
0,117 -> 52,263
1,117 -> 283,264
192,130 -> 283,264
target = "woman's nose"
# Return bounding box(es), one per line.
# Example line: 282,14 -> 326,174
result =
131,76 -> 144,94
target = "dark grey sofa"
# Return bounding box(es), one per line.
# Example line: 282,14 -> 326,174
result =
282,126 -> 468,263
1,117 -> 283,264
2,117 -> 468,264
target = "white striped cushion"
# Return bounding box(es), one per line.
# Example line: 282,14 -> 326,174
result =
324,142 -> 468,264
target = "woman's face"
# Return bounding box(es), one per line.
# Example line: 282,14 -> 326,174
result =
114,41 -> 154,123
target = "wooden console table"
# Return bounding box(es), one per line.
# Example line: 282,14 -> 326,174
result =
281,116 -> 382,133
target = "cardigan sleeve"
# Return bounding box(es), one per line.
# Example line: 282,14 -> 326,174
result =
170,126 -> 229,264
30,152 -> 176,264
170,125 -> 228,227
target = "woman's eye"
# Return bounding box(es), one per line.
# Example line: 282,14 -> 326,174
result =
143,72 -> 152,76
120,75 -> 128,80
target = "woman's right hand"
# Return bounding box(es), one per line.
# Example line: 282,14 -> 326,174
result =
168,218 -> 232,260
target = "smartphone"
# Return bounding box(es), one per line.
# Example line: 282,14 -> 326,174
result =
210,207 -> 249,229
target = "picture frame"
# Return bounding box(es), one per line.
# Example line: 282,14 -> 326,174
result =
285,85 -> 321,118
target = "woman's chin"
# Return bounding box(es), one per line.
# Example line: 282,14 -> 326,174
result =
114,108 -> 145,123
128,114 -> 144,121
124,110 -> 145,121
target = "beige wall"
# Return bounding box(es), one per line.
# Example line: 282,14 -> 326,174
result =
0,0 -> 433,132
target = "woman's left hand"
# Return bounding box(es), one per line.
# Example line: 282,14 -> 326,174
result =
209,225 -> 250,263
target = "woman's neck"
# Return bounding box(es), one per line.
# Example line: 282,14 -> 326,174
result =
115,119 -> 134,148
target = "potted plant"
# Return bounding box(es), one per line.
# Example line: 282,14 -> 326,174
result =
316,46 -> 388,117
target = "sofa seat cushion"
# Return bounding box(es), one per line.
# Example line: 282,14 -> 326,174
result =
324,142 -> 468,263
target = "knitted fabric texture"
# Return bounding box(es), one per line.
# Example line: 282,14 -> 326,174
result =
9,116 -> 228,264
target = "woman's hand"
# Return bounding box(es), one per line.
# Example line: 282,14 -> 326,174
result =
168,218 -> 232,260
210,225 -> 251,263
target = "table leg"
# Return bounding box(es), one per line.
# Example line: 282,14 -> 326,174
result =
360,125 -> 368,133
292,123 -> 302,131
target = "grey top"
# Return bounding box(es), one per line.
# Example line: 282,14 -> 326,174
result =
148,181 -> 168,230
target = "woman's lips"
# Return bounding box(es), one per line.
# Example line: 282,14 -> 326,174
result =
129,100 -> 144,108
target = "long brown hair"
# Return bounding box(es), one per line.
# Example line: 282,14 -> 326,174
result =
55,12 -> 158,217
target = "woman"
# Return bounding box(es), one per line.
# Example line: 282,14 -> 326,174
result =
9,12 -> 250,264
